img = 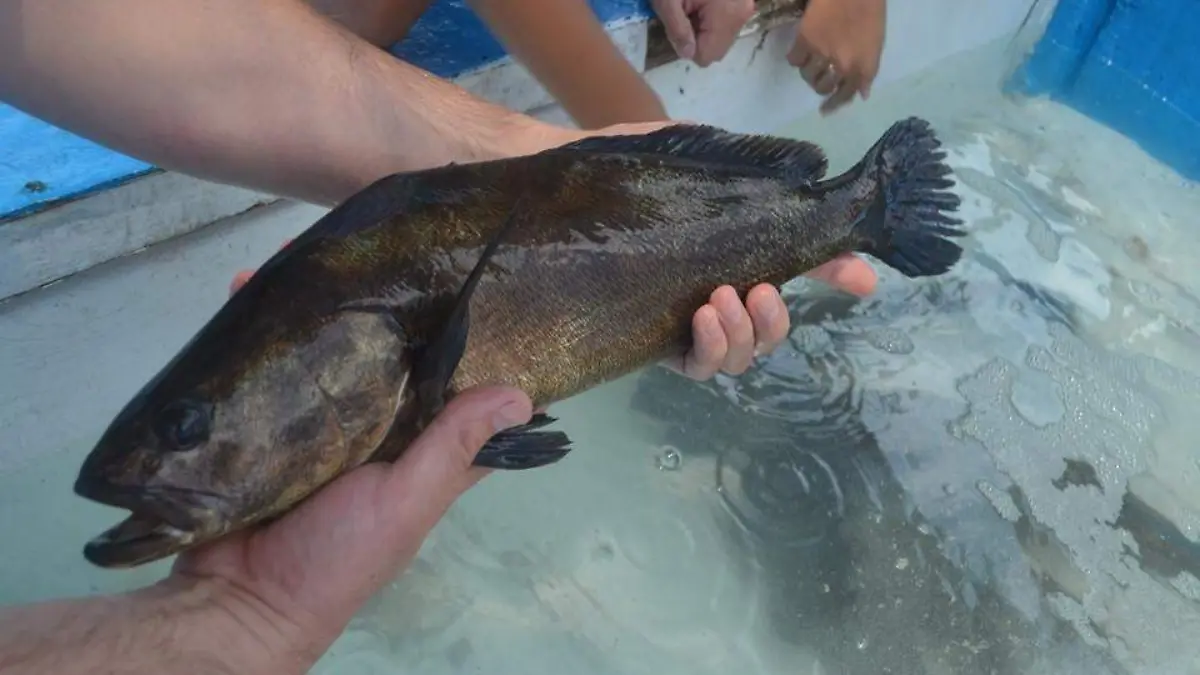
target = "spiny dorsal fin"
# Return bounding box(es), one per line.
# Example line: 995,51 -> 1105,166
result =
556,124 -> 829,182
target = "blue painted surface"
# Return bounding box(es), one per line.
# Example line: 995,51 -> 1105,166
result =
0,0 -> 651,221
393,0 -> 649,78
1007,0 -> 1200,182
0,108 -> 157,221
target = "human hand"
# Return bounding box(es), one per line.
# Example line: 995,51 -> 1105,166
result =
161,269 -> 535,671
651,0 -> 756,67
787,0 -> 886,115
527,121 -> 878,381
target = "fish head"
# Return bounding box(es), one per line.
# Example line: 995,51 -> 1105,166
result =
74,303 -> 406,568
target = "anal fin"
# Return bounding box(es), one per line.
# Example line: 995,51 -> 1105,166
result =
475,413 -> 573,470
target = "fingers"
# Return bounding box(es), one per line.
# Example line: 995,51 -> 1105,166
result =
789,28 -> 873,113
652,0 -> 697,60
804,253 -> 878,296
229,270 -> 254,296
671,254 -> 879,381
745,284 -> 789,355
384,386 -> 533,523
819,73 -> 860,116
709,285 -> 756,374
229,239 -> 293,296
692,0 -> 754,67
677,284 -> 789,380
680,304 -> 726,380
798,49 -> 840,97
786,33 -> 811,69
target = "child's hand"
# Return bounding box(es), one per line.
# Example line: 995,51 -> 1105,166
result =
787,0 -> 886,115
652,0 -> 756,67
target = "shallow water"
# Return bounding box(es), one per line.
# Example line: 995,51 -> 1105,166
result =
311,36 -> 1200,674
2,33 -> 1199,675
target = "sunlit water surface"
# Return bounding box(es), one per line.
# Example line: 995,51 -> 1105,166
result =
2,35 -> 1199,675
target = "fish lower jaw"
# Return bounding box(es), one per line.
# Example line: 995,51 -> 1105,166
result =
83,513 -> 197,569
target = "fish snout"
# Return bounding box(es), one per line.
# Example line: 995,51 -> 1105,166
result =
76,476 -> 222,568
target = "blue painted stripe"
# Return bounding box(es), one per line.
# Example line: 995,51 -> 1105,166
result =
1006,0 -> 1200,182
0,0 -> 651,221
392,0 -> 650,78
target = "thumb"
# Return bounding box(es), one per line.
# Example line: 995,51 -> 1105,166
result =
254,387 -> 533,632
653,0 -> 697,60
383,385 -> 533,529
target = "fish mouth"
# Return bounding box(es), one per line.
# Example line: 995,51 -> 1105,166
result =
74,475 -> 217,568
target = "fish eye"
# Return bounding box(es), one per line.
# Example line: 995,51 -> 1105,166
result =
154,399 -> 212,451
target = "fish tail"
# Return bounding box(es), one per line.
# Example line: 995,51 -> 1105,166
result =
853,117 -> 966,277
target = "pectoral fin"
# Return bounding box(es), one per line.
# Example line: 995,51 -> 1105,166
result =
411,198 -> 523,416
476,413 -> 573,470
365,197 -> 576,471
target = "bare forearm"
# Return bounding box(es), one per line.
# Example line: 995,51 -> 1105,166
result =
0,0 -> 555,206
469,0 -> 669,128
1,587 -> 215,674
0,579 -> 308,675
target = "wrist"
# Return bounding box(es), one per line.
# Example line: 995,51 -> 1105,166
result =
0,576 -> 294,675
454,110 -> 582,162
150,575 -> 319,675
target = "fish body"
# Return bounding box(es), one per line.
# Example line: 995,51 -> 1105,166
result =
73,117 -> 965,568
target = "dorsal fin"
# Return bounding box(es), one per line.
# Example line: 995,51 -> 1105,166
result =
556,124 -> 829,182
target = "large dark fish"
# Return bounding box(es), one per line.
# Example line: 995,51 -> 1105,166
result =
73,117 -> 966,568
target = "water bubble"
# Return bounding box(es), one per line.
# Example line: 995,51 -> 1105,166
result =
656,445 -> 683,471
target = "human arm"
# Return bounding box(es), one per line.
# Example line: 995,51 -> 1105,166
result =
0,0 -> 569,208
468,0 -> 671,128
0,0 -> 876,379
0,386 -> 530,675
651,0 -> 756,67
788,0 -> 887,114
0,576 -> 316,675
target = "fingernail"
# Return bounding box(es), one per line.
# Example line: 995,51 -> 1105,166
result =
679,40 -> 696,60
493,401 -> 529,432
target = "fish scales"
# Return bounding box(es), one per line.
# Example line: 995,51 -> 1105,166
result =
71,117 -> 968,568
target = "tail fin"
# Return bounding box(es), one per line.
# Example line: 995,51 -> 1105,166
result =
854,117 -> 965,277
